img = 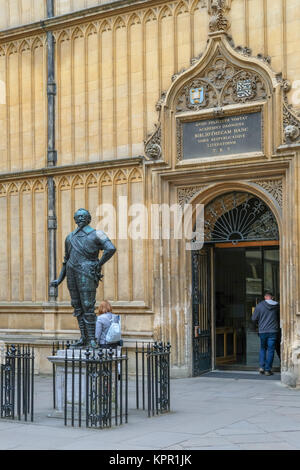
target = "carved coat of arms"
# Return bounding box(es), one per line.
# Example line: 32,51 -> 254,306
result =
189,87 -> 204,105
236,79 -> 253,98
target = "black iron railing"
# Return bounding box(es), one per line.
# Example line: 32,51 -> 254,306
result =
0,345 -> 34,422
135,341 -> 171,417
62,347 -> 128,428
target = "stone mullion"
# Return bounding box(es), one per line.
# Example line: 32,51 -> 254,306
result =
84,30 -> 89,162
263,0 -> 268,57
44,183 -> 49,300
31,188 -> 37,302
18,189 -> 24,301
158,9 -> 162,96
281,0 -> 287,78
190,6 -> 194,60
71,34 -> 75,163
31,43 -> 36,168
97,174 -> 104,300
173,7 -> 178,75
142,15 -> 147,141
113,175 -> 119,301
18,46 -> 23,171
127,20 -> 132,158
56,179 -> 63,303
7,192 -> 11,302
127,178 -> 133,302
98,25 -> 103,159
112,24 -> 117,159
244,0 -> 249,46
71,179 -> 75,229
6,50 -> 10,172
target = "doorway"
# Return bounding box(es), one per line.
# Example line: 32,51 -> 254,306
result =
192,191 -> 280,376
214,245 -> 280,369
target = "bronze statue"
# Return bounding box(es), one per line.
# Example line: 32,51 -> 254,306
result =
51,208 -> 116,348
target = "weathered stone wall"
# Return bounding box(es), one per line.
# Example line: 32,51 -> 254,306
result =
1,1 -> 299,171
0,0 -> 300,379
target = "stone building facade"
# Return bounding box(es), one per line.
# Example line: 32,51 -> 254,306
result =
0,0 -> 300,386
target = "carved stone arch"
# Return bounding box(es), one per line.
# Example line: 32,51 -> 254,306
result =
113,169 -> 128,185
147,30 -> 283,163
86,23 -> 97,37
113,16 -> 126,30
174,0 -> 190,16
99,170 -> 113,186
128,12 -> 141,27
56,30 -> 70,43
20,181 -> 32,193
8,182 -> 19,194
72,175 -> 85,188
32,179 -> 45,193
19,39 -> 31,53
143,8 -> 157,23
158,4 -> 173,20
58,176 -> 71,190
72,26 -> 85,40
190,0 -> 206,14
128,168 -> 143,183
0,183 -> 7,196
99,19 -> 112,33
7,43 -> 18,56
168,40 -> 275,114
190,181 -> 282,241
32,36 -> 43,50
86,173 -> 98,188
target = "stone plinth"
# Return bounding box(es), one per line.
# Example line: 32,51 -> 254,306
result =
48,349 -> 88,417
47,348 -> 120,419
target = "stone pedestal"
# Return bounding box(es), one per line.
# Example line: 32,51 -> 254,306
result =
47,348 -> 120,419
47,349 -> 88,418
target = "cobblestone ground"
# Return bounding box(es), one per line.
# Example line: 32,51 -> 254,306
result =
0,371 -> 300,450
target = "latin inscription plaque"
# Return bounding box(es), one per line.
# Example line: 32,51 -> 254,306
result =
181,111 -> 262,160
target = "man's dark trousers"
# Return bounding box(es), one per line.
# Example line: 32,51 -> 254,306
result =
259,332 -> 277,372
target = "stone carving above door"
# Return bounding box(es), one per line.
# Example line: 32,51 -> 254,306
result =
177,178 -> 283,209
177,185 -> 210,207
143,1 -> 300,161
208,0 -> 231,33
276,75 -> 300,146
144,124 -> 162,160
175,50 -> 268,113
251,179 -> 283,208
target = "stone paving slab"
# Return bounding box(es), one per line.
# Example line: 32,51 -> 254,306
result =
0,372 -> 299,450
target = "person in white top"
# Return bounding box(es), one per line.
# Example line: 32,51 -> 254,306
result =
95,300 -> 122,348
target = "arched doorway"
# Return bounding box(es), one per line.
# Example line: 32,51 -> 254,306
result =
192,191 -> 280,376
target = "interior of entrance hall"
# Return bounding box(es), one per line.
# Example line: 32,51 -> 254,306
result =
215,246 -> 280,369
192,192 -> 281,376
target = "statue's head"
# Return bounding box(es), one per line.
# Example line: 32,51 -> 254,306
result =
74,208 -> 91,228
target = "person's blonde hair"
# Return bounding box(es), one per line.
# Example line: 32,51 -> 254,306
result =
97,300 -> 112,315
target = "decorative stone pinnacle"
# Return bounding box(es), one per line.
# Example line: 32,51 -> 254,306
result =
208,0 -> 230,33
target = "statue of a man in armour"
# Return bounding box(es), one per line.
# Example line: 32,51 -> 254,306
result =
51,208 -> 116,348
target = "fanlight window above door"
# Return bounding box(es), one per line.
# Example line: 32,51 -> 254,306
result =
204,192 -> 279,243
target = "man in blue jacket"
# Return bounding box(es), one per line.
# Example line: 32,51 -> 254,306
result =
252,291 -> 280,376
